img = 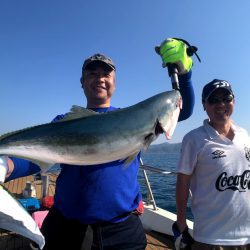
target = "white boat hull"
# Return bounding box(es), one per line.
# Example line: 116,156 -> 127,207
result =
141,203 -> 193,237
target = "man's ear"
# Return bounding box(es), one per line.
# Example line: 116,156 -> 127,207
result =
80,76 -> 84,88
202,101 -> 206,111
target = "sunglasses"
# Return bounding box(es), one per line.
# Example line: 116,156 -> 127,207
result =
207,94 -> 234,105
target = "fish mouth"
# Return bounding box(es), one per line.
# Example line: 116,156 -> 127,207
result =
157,96 -> 182,140
155,121 -> 164,135
143,122 -> 163,147
144,119 -> 169,146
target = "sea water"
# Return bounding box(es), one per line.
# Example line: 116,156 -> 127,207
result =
140,152 -> 193,221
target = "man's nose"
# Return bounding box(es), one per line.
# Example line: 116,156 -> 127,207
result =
95,73 -> 106,79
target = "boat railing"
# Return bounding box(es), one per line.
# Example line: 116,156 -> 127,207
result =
139,158 -> 176,211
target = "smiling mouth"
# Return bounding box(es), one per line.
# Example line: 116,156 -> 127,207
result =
215,109 -> 227,115
95,85 -> 106,91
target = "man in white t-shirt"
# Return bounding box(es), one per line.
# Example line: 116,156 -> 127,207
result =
175,79 -> 250,250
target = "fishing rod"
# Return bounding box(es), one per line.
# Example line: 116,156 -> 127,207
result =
155,38 -> 201,90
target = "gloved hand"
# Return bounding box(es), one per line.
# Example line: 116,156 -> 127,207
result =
155,38 -> 193,75
172,221 -> 194,250
0,156 -> 9,183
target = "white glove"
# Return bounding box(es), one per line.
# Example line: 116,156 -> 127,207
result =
0,156 -> 9,183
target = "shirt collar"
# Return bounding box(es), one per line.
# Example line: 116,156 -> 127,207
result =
203,119 -> 219,139
203,119 -> 238,140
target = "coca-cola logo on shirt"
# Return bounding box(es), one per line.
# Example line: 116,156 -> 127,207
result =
245,147 -> 250,162
215,147 -> 250,192
215,171 -> 250,192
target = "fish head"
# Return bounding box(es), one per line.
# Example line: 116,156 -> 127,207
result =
157,91 -> 182,140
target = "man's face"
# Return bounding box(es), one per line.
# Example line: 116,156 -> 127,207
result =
203,88 -> 234,126
82,63 -> 116,107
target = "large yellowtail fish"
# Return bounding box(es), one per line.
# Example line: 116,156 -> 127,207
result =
0,90 -> 182,169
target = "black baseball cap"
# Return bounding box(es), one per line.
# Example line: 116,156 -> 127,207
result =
82,53 -> 115,73
202,79 -> 234,101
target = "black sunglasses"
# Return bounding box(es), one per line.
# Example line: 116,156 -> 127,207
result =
207,95 -> 234,105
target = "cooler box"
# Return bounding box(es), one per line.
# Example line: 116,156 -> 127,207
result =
18,197 -> 40,212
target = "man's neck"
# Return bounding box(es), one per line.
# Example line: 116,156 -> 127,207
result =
86,100 -> 111,109
87,104 -> 110,109
209,120 -> 234,140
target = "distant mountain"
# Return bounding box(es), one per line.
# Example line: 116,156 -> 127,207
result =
145,142 -> 181,154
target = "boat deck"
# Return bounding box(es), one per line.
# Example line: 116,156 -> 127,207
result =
0,230 -> 174,250
1,175 -> 174,250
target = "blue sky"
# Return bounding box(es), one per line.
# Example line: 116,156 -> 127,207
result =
1,0 -> 250,144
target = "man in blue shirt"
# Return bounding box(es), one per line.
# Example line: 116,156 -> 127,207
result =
0,39 -> 195,250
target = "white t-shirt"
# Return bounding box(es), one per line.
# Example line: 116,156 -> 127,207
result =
177,119 -> 250,245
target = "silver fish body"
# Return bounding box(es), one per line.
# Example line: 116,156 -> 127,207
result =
0,90 -> 182,168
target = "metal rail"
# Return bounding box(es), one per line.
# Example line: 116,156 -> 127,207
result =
140,161 -> 192,212
139,159 -> 176,211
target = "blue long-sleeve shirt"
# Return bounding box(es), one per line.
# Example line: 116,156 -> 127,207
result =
7,71 -> 194,223
178,70 -> 194,121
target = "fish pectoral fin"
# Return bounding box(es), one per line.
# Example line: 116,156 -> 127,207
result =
123,152 -> 139,166
58,105 -> 99,122
144,133 -> 156,151
31,160 -> 55,170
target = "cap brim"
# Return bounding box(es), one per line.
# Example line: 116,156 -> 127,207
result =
205,87 -> 233,101
84,60 -> 115,71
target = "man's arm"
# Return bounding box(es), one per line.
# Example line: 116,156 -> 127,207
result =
178,71 -> 194,122
0,156 -> 11,182
0,156 -> 40,183
155,38 -> 195,122
176,172 -> 192,232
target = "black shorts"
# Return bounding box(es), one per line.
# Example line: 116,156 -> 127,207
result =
41,206 -> 147,250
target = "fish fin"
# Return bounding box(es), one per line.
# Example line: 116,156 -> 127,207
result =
143,133 -> 156,151
58,105 -> 99,122
71,105 -> 98,115
31,160 -> 55,170
123,152 -> 139,166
